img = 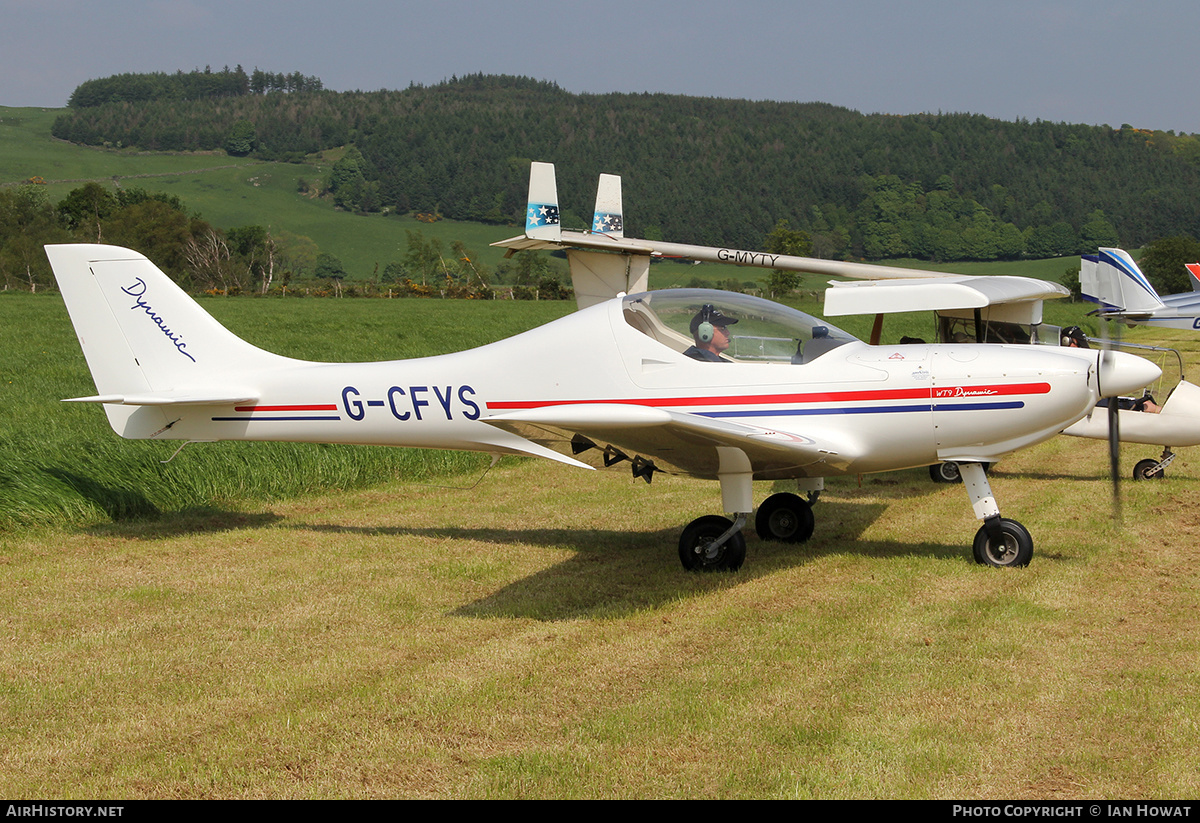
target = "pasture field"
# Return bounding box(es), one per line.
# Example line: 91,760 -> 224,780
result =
2,290 -> 1200,798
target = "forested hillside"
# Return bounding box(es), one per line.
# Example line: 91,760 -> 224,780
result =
48,73 -> 1200,261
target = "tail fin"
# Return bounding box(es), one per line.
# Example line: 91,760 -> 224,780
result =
524,161 -> 561,241
46,245 -> 292,434
591,173 -> 624,238
1080,248 -> 1165,314
1186,263 -> 1200,292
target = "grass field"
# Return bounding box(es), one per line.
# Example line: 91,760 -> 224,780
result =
2,288 -> 1200,798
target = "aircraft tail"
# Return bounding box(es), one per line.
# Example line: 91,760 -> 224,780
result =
1186,263 -> 1200,292
591,173 -> 624,238
524,161 -> 562,241
1080,248 -> 1165,314
45,244 -> 293,434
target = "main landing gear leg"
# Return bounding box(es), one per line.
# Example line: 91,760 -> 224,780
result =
958,462 -> 1033,568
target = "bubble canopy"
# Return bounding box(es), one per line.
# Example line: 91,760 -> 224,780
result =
620,289 -> 859,363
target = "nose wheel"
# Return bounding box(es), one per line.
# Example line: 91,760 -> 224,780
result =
678,514 -> 747,572
972,516 -> 1033,567
959,462 -> 1035,567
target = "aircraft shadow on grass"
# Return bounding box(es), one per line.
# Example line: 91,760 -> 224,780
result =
43,466 -> 285,540
286,499 -> 984,621
43,467 -> 161,523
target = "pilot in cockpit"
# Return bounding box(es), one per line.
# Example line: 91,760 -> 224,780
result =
684,304 -> 738,362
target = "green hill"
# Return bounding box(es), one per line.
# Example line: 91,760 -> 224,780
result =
1,106 -> 527,281
0,97 -> 1135,293
46,74 -> 1200,257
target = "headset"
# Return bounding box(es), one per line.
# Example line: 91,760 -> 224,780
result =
696,304 -> 718,344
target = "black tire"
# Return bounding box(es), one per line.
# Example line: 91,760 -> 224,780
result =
1133,458 -> 1165,481
678,515 -> 746,572
972,518 -> 1033,567
929,462 -> 961,483
755,492 -> 815,543
929,462 -> 990,483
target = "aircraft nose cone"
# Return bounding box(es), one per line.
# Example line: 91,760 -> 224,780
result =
1097,350 -> 1162,398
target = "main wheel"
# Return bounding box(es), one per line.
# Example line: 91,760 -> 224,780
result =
972,518 -> 1033,567
929,462 -> 990,483
929,462 -> 961,483
755,492 -> 815,543
678,515 -> 746,572
1133,458 -> 1165,480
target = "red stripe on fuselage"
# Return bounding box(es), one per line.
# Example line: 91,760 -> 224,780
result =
486,383 -> 1050,411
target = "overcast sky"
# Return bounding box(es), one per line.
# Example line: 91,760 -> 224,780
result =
3,0 -> 1197,133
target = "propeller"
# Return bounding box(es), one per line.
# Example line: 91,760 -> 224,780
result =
1097,320 -> 1122,523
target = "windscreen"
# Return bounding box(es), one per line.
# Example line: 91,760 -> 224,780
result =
622,289 -> 858,363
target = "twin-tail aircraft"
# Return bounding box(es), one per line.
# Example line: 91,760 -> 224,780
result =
1081,247 -> 1200,330
499,165 -> 1200,487
45,164 -> 1159,572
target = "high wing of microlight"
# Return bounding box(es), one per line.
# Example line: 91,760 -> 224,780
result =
1081,248 -> 1200,330
45,169 -> 1158,573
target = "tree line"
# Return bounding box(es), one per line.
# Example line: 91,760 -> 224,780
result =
67,67 -> 323,108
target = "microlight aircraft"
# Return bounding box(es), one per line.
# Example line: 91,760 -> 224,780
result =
45,171 -> 1159,573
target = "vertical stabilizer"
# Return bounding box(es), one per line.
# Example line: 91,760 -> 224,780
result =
1081,248 -> 1166,314
1186,263 -> 1200,292
1098,248 -> 1165,313
591,173 -> 624,238
46,244 -> 295,398
1079,254 -> 1102,305
525,161 -> 561,241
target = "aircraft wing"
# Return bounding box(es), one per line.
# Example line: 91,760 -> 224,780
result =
494,228 -> 971,282
482,403 -> 856,480
822,275 -> 1069,317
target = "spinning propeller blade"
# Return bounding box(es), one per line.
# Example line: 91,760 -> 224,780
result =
1100,320 -> 1122,523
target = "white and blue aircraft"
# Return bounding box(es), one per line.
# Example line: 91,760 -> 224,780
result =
44,167 -> 1160,572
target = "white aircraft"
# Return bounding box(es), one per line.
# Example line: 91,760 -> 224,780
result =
1081,248 -> 1200,330
45,170 -> 1160,572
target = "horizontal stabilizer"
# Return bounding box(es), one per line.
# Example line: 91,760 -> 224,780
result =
63,391 -> 258,406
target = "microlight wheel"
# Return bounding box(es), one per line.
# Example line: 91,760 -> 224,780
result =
678,515 -> 746,572
1133,459 -> 1165,481
930,462 -> 990,483
929,462 -> 961,483
972,518 -> 1033,568
755,492 -> 815,543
